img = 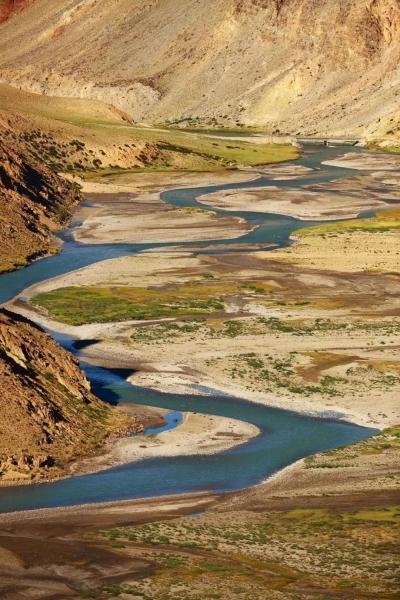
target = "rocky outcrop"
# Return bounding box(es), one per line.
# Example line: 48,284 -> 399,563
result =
0,0 -> 33,24
0,309 -> 142,483
0,0 -> 398,140
0,127 -> 80,272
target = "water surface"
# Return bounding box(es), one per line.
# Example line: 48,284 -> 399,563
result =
0,362 -> 375,512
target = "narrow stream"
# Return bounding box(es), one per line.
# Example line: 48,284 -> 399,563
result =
0,145 -> 377,513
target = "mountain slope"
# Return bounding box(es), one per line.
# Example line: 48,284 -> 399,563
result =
0,309 -> 141,483
0,124 -> 81,272
0,0 -> 399,141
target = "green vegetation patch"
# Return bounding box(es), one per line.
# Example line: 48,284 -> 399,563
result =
78,125 -> 299,169
295,208 -> 400,237
210,350 -> 344,398
305,427 -> 400,469
367,142 -> 400,155
31,279 -> 296,326
98,584 -> 153,598
208,342 -> 400,399
32,285 -> 226,325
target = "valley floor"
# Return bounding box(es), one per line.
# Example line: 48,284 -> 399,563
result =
1,150 -> 400,599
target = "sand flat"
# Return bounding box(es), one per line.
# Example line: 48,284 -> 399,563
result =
72,411 -> 259,478
74,200 -> 252,244
263,230 -> 400,273
71,169 -> 259,244
323,151 -> 400,171
198,186 -> 386,219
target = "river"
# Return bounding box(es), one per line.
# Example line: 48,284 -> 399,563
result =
0,144 -> 377,513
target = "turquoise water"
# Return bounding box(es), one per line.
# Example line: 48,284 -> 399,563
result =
0,145 -> 377,513
0,360 -> 375,512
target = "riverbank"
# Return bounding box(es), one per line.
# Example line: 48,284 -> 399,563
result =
0,461 -> 398,599
10,290 -> 396,428
0,135 -> 80,273
71,411 -> 260,478
81,334 -> 400,430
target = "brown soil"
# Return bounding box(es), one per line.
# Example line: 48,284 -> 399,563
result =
0,485 -> 398,600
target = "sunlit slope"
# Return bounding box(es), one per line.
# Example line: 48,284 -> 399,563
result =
0,84 -> 297,172
0,0 -> 399,145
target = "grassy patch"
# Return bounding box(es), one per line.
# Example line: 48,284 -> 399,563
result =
136,126 -> 299,166
32,285 -> 226,325
295,208 -> 400,237
131,320 -> 204,344
31,279 -> 298,326
99,584 -> 153,598
129,312 -> 394,346
93,505 -> 400,598
306,427 -> 400,469
209,340 -> 400,398
82,126 -> 299,169
367,142 -> 400,155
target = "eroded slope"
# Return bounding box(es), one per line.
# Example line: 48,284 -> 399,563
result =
0,309 -> 142,483
0,123 -> 80,272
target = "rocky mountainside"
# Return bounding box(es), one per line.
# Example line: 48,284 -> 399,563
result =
0,309 -> 141,483
0,120 -> 81,272
0,0 -> 399,143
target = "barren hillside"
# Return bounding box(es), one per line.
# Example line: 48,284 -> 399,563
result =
0,0 -> 399,143
0,309 -> 141,483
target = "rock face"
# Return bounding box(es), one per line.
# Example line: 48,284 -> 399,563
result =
0,0 -> 398,140
0,309 -> 141,483
0,0 -> 32,24
0,125 -> 80,272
